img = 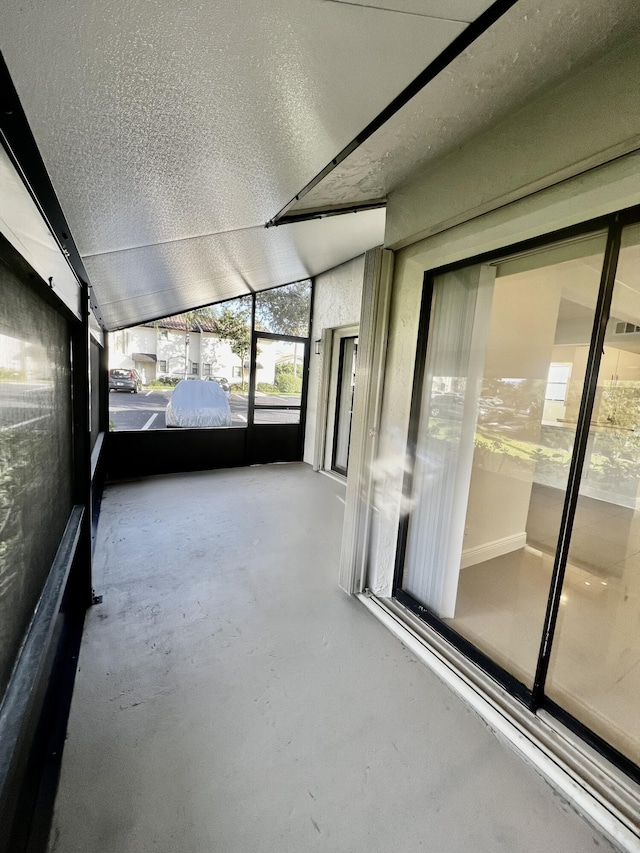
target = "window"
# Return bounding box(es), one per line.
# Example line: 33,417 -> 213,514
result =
0,263 -> 73,697
545,363 -> 571,401
106,285 -> 311,435
108,295 -> 252,430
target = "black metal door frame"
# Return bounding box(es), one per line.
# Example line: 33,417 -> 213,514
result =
331,335 -> 358,477
248,330 -> 310,465
393,204 -> 640,783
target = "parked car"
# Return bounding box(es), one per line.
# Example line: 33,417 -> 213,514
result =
165,379 -> 232,428
429,393 -> 464,419
109,368 -> 142,393
213,375 -> 230,389
207,375 -> 231,395
477,397 -> 512,424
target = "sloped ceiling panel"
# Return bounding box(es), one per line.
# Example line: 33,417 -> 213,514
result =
285,0 -> 640,216
85,209 -> 386,330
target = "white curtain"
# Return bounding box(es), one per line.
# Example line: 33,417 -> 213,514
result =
403,264 -> 495,617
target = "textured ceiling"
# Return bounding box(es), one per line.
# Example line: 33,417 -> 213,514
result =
287,0 -> 640,216
84,209 -> 386,330
0,0 -> 499,329
326,1 -> 493,21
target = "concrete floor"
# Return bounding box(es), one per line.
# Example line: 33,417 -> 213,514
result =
48,463 -> 619,853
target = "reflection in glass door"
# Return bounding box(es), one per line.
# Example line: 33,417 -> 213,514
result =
397,214 -> 640,777
546,224 -> 640,766
332,336 -> 358,476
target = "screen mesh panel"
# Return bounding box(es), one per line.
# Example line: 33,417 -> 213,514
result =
0,257 -> 73,699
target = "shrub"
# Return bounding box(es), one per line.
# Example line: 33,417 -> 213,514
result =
149,376 -> 180,387
256,382 -> 279,394
275,373 -> 302,394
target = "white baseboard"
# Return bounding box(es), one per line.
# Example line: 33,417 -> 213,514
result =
461,531 -> 527,569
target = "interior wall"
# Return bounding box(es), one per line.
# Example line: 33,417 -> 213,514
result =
369,149 -> 640,597
464,278 -> 561,556
385,36 -> 640,251
303,255 -> 365,465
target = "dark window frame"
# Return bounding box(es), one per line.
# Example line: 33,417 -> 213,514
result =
393,203 -> 640,784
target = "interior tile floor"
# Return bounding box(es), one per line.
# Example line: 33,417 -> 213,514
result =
49,464 -> 620,852
451,482 -> 640,766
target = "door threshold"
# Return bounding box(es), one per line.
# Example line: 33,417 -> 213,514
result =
319,468 -> 347,485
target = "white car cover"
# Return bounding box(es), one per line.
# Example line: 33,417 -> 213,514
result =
165,379 -> 232,428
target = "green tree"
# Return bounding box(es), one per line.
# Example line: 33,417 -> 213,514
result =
214,308 -> 251,388
255,281 -> 311,336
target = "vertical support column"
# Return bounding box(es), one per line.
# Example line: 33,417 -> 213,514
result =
70,282 -> 93,607
312,327 -> 335,471
339,248 -> 394,594
247,292 -> 257,428
100,333 -> 109,435
298,279 -> 315,460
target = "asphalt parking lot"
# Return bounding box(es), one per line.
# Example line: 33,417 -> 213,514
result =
109,389 -> 300,430
109,389 -> 249,430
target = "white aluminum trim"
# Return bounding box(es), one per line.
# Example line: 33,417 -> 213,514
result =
339,248 -> 393,592
313,328 -> 334,471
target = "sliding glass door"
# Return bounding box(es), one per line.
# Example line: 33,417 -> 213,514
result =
396,212 -> 640,775
545,223 -> 640,766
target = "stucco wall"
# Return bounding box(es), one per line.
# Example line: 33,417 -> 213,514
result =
303,255 -> 365,465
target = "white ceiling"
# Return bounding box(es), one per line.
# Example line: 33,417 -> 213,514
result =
3,0 -> 637,329
1,0 -> 496,328
83,209 -> 386,329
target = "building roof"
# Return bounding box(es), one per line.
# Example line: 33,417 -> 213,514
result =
143,315 -> 220,334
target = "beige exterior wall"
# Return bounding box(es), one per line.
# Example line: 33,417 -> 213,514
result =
303,255 -> 365,465
385,37 -> 640,251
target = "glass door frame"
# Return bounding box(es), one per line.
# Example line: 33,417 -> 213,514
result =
247,330 -> 311,463
392,203 -> 640,783
331,335 -> 358,477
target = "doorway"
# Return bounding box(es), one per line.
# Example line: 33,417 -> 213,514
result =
318,324 -> 359,477
331,335 -> 358,476
248,332 -> 309,464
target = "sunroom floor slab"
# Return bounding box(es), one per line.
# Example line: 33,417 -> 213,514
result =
48,463 -> 618,852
